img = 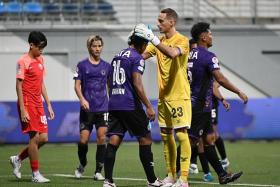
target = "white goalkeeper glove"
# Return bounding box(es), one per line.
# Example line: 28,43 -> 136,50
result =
134,23 -> 160,46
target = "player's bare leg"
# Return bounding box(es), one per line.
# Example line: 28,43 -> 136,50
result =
29,132 -> 49,183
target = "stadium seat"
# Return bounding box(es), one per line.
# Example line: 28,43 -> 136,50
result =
97,2 -> 116,20
43,2 -> 61,22
23,2 -> 43,21
6,1 -> 22,21
81,2 -> 97,21
62,2 -> 79,22
0,1 -> 7,21
97,2 -> 115,15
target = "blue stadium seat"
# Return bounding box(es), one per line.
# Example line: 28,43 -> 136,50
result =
43,2 -> 61,21
0,1 -> 7,20
97,2 -> 115,15
82,3 -> 97,14
6,1 -> 22,14
62,3 -> 79,21
0,1 -> 6,14
6,1 -> 22,21
23,2 -> 43,15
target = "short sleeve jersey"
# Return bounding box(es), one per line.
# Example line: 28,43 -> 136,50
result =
108,47 -> 145,110
73,58 -> 110,112
187,46 -> 220,112
16,54 -> 45,107
145,32 -> 190,101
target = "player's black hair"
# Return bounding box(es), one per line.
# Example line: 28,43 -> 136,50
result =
189,38 -> 196,46
191,22 -> 210,43
28,31 -> 47,48
129,34 -> 149,53
161,8 -> 178,22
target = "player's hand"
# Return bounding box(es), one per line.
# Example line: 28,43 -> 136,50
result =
20,109 -> 30,123
134,24 -> 160,46
238,91 -> 248,104
146,106 -> 155,121
81,99 -> 90,111
222,99 -> 230,111
47,105 -> 55,120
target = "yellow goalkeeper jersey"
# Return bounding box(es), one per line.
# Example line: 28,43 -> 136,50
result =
145,32 -> 190,101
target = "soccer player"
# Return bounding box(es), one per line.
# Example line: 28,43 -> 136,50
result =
187,22 -> 248,184
103,24 -> 163,187
73,35 -> 110,180
10,31 -> 54,183
135,8 -> 192,187
183,80 -> 231,182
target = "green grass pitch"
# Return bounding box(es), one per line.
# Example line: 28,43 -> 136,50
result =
0,141 -> 280,187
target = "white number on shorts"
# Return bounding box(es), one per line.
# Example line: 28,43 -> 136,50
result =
211,109 -> 216,118
40,116 -> 47,124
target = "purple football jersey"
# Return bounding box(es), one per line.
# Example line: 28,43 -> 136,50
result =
74,58 -> 110,112
187,46 -> 220,112
108,47 -> 145,110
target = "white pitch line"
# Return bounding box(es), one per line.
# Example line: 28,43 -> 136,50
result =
53,174 -> 280,187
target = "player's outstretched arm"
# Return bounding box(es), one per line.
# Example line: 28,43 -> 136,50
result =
42,82 -> 55,120
213,80 -> 230,111
132,72 -> 155,121
212,70 -> 248,104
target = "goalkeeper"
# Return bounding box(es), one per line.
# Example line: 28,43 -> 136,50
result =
134,8 -> 192,187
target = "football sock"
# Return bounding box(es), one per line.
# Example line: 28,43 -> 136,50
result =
215,137 -> 227,160
139,145 -> 157,183
160,132 -> 177,180
198,152 -> 210,174
204,145 -> 226,176
191,145 -> 198,164
95,144 -> 106,173
19,147 -> 29,161
176,145 -> 181,173
30,160 -> 39,172
78,142 -> 88,167
176,131 -> 191,182
104,143 -> 118,183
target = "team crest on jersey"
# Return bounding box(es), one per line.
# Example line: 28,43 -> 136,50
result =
101,69 -> 106,75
